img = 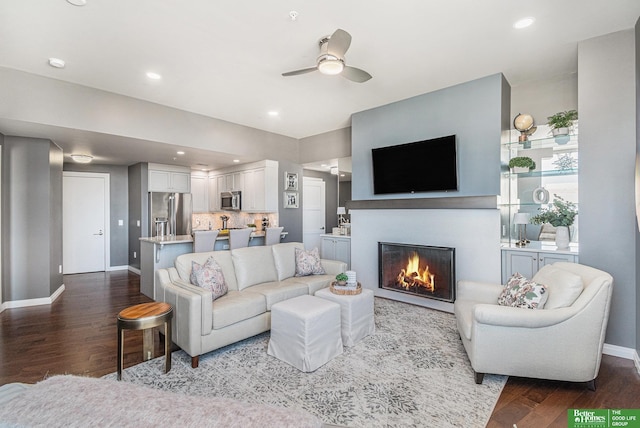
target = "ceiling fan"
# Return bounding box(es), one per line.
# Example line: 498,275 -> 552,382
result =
282,29 -> 372,83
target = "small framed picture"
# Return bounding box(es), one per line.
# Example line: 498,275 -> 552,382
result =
285,172 -> 298,191
284,191 -> 298,208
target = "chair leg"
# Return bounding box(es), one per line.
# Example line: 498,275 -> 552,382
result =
586,379 -> 596,391
474,371 -> 485,384
191,355 -> 199,368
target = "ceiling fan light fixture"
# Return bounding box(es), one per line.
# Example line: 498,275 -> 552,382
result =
318,57 -> 344,75
70,154 -> 93,163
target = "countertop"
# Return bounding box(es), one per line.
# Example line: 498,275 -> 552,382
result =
140,230 -> 288,245
320,233 -> 351,239
501,241 -> 579,255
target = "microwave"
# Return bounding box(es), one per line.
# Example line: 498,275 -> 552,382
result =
221,191 -> 241,211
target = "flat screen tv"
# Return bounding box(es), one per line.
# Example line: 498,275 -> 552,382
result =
372,135 -> 458,195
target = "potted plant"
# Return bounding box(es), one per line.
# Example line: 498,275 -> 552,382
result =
246,223 -> 257,231
547,110 -> 578,141
530,194 -> 578,249
335,273 -> 348,286
508,156 -> 536,173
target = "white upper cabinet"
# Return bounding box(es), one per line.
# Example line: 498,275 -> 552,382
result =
191,173 -> 209,213
209,160 -> 278,213
148,163 -> 191,193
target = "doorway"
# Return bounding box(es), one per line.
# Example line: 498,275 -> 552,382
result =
303,177 -> 326,250
63,172 -> 110,273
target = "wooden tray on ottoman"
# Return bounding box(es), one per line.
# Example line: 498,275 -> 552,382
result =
330,282 -> 362,295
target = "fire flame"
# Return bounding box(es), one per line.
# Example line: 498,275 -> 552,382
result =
396,252 -> 435,292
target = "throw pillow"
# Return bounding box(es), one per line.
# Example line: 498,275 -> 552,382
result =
498,273 -> 548,309
294,247 -> 326,277
190,257 -> 228,301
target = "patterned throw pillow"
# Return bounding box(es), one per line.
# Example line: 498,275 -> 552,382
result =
294,247 -> 326,277
190,257 -> 228,302
498,272 -> 548,309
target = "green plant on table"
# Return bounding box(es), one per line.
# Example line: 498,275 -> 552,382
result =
547,110 -> 578,130
530,194 -> 578,227
335,273 -> 348,282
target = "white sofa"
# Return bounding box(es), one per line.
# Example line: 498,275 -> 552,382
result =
155,242 -> 347,368
454,262 -> 613,390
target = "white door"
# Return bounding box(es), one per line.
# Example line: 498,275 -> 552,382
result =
63,172 -> 110,274
303,177 -> 326,250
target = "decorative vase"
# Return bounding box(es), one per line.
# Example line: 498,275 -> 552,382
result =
337,280 -> 347,286
555,226 -> 570,249
511,167 -> 530,174
552,127 -> 570,145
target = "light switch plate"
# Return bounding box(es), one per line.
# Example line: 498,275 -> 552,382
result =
118,219 -> 124,226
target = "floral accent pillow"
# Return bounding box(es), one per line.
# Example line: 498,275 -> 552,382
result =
498,272 -> 548,309
190,257 -> 228,302
294,247 -> 326,277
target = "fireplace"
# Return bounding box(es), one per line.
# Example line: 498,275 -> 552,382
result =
378,242 -> 455,303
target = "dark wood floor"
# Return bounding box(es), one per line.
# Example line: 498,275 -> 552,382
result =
1,271 -> 639,427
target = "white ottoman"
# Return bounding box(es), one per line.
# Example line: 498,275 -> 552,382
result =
315,287 -> 375,347
267,295 -> 343,372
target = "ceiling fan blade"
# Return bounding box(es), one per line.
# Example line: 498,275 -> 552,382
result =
326,29 -> 352,58
282,67 -> 318,77
341,66 -> 372,83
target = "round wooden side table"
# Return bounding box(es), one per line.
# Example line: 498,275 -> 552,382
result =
117,302 -> 173,381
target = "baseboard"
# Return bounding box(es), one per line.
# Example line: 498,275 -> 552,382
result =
128,266 -> 141,275
107,265 -> 129,271
635,351 -> 640,376
2,284 -> 66,309
602,343 -> 638,360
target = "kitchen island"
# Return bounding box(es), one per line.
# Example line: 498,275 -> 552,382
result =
139,230 -> 288,299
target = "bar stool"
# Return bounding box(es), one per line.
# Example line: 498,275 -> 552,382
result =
117,302 -> 173,380
229,228 -> 252,250
194,230 -> 219,252
265,226 -> 284,246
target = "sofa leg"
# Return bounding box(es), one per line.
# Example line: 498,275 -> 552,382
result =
474,371 -> 485,384
191,356 -> 199,368
586,379 -> 596,391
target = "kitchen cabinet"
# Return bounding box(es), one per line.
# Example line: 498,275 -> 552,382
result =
321,234 -> 351,269
148,163 -> 191,193
501,244 -> 578,283
208,160 -> 279,213
208,174 -> 219,211
191,173 -> 208,213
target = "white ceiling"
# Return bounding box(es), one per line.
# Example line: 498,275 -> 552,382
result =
0,1 -> 639,168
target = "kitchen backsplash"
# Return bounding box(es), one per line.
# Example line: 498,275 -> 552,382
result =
192,212 -> 279,231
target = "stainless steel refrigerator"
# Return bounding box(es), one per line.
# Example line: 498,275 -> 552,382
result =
149,192 -> 192,237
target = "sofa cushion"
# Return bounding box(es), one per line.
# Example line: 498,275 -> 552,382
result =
232,246 -> 278,291
212,290 -> 267,330
272,242 -> 305,281
191,257 -> 228,302
532,265 -> 584,309
175,251 -> 239,291
283,275 -> 333,295
294,247 -> 326,276
246,281 -> 309,310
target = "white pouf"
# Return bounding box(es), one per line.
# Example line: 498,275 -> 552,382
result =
267,295 -> 343,372
315,287 -> 375,347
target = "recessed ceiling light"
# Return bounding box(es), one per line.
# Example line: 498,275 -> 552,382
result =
70,154 -> 93,163
176,151 -> 185,155
66,0 -> 87,6
48,58 -> 66,68
146,71 -> 162,80
233,159 -> 240,163
513,17 -> 535,29
268,111 -> 279,117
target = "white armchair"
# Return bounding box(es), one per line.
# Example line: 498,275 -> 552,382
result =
454,262 -> 613,390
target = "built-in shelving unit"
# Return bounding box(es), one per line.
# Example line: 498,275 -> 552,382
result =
500,132 -> 579,265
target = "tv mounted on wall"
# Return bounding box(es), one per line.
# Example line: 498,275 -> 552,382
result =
371,135 -> 458,195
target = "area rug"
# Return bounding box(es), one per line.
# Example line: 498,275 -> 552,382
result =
103,298 -> 506,427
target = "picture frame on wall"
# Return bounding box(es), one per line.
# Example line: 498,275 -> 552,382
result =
285,172 -> 298,191
284,191 -> 299,208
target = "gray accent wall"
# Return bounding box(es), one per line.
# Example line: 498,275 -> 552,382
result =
578,28 -> 638,349
128,163 -> 148,269
63,163 -> 129,267
352,73 -> 509,201
277,161 -> 303,242
299,128 -> 351,164
1,136 -> 63,301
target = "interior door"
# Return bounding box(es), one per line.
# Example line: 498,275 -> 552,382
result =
63,172 -> 109,274
303,177 -> 326,250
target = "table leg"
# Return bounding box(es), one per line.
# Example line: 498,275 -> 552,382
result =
117,326 -> 123,381
164,320 -> 172,373
143,328 -> 154,361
